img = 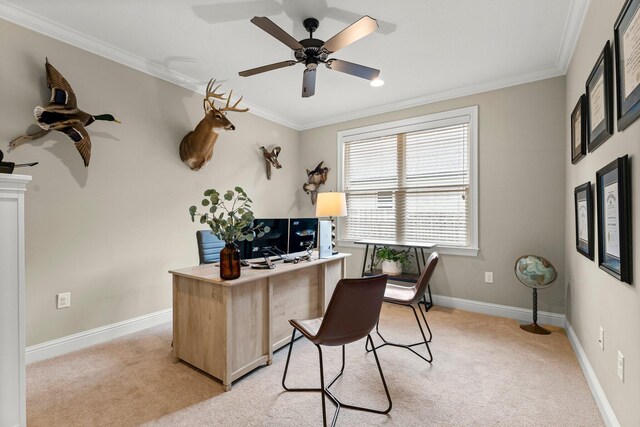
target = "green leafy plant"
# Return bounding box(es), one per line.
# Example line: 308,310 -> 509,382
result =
374,246 -> 413,271
189,187 -> 270,244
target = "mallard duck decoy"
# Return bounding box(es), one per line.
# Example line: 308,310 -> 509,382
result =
9,58 -> 120,167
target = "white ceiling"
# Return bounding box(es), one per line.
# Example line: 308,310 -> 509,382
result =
0,0 -> 588,130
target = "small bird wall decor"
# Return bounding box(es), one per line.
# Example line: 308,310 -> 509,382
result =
179,79 -> 248,171
9,58 -> 120,167
303,161 -> 330,204
259,145 -> 282,179
0,150 -> 38,174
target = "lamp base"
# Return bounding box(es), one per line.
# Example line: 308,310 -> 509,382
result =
520,323 -> 551,335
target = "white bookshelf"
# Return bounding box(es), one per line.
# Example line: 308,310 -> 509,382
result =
0,174 -> 30,427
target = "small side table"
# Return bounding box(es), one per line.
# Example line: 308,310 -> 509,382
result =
355,239 -> 437,310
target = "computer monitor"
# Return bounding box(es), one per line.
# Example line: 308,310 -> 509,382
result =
288,218 -> 318,255
250,218 -> 289,258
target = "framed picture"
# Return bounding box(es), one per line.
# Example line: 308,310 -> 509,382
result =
571,95 -> 587,164
615,0 -> 640,130
586,41 -> 614,152
574,182 -> 594,260
596,155 -> 632,283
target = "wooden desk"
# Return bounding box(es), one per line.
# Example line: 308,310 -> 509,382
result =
169,253 -> 349,390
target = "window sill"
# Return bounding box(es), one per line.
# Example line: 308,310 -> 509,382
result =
337,241 -> 479,257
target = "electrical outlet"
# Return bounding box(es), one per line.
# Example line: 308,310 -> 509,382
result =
598,327 -> 604,350
484,272 -> 494,284
617,351 -> 624,382
57,292 -> 71,309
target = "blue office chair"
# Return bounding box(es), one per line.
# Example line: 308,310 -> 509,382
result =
196,230 -> 225,264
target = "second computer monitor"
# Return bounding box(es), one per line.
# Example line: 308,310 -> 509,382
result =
251,218 -> 289,257
288,218 -> 319,254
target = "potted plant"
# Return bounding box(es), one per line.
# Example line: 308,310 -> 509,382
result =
189,187 -> 269,279
374,246 -> 413,275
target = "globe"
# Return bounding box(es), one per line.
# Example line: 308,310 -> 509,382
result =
514,255 -> 557,289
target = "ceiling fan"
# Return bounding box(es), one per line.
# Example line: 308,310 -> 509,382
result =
239,16 -> 380,97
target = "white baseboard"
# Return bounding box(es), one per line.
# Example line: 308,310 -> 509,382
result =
565,321 -> 620,427
26,308 -> 172,364
431,293 -> 565,327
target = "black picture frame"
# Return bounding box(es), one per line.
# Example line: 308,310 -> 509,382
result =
596,155 -> 632,283
571,95 -> 587,164
574,182 -> 594,260
586,41 -> 614,152
615,0 -> 640,131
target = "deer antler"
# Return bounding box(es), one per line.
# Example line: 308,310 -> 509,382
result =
221,90 -> 249,113
203,79 -> 227,112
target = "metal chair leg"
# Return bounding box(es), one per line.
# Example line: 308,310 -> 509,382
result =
366,303 -> 433,363
283,329 -> 345,393
418,298 -> 433,342
283,330 -> 392,426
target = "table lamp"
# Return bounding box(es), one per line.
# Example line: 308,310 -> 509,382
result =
316,192 -> 347,255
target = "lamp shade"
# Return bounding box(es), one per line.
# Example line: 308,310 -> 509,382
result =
315,192 -> 347,217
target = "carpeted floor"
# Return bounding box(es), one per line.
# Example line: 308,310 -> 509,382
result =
27,305 -> 604,426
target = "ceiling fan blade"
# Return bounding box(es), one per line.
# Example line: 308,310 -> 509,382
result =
302,69 -> 316,98
239,60 -> 297,77
251,16 -> 304,51
326,59 -> 380,81
321,16 -> 378,54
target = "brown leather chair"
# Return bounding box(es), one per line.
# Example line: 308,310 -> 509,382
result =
282,275 -> 392,427
367,251 -> 439,363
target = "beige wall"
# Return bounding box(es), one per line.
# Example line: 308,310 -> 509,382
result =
0,19 -> 301,346
565,0 -> 640,425
299,76 -> 567,314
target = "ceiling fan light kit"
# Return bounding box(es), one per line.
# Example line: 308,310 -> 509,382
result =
239,15 -> 381,97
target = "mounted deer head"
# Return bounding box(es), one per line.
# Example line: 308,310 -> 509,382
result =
179,79 -> 248,170
303,161 -> 330,204
259,145 -> 282,179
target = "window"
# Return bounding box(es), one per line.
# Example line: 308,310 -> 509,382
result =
337,106 -> 478,256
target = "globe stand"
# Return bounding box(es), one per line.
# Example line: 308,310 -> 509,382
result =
515,255 -> 556,336
520,288 -> 550,335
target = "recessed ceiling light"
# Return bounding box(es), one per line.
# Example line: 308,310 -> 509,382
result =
370,78 -> 384,87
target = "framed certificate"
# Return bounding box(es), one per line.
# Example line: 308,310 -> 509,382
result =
586,42 -> 613,151
615,0 -> 640,130
574,182 -> 594,260
596,156 -> 631,283
571,95 -> 587,164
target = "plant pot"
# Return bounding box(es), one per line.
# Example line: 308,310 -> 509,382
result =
220,243 -> 241,280
381,260 -> 403,275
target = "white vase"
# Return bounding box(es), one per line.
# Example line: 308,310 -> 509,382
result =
381,260 -> 402,275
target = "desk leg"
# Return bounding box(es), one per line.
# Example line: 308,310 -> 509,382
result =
223,286 -> 232,392
172,277 -> 180,364
267,278 -> 274,366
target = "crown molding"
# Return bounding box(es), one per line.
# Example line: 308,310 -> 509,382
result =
1,0 -> 582,132
556,0 -> 591,73
299,66 -> 564,130
0,2 -> 302,131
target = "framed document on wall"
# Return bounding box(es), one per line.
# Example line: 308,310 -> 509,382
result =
586,41 -> 614,151
596,155 -> 632,283
574,182 -> 594,260
615,0 -> 640,130
571,95 -> 587,164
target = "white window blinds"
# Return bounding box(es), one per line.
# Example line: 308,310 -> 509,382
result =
339,107 -> 477,251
